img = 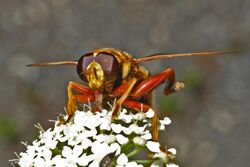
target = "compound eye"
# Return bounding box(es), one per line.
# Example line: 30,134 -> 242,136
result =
95,53 -> 119,81
77,53 -> 94,81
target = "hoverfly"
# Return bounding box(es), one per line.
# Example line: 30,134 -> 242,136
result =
27,48 -> 234,141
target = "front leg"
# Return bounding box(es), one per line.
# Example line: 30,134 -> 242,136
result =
66,81 -> 97,123
111,78 -> 138,116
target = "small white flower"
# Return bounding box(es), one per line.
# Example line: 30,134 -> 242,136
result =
145,109 -> 155,118
160,117 -> 171,125
18,153 -> 33,166
133,136 -> 146,146
93,134 -> 106,143
116,134 -> 129,145
41,130 -> 58,149
89,161 -> 99,167
91,141 -> 120,164
146,141 -> 161,153
104,134 -> 116,144
159,123 -> 166,130
111,123 -> 123,133
159,117 -> 171,130
117,153 -> 128,165
167,148 -> 177,155
100,117 -> 111,131
62,145 -> 83,164
51,155 -> 68,167
83,128 -> 97,138
97,109 -> 108,117
110,142 -> 121,155
154,151 -> 168,163
81,138 -> 92,149
118,109 -> 134,123
126,162 -> 143,167
122,126 -> 133,135
129,124 -> 147,134
77,154 -> 95,166
76,113 -> 102,130
166,163 -> 179,167
141,131 -> 152,140
34,157 -> 45,167
40,147 -> 52,161
133,112 -> 146,121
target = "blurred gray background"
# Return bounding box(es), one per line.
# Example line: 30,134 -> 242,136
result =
0,0 -> 249,166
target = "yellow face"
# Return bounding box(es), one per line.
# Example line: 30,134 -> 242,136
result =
85,61 -> 105,90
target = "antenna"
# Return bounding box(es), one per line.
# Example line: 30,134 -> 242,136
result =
26,61 -> 78,67
135,51 -> 237,63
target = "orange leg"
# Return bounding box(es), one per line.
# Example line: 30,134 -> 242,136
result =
121,68 -> 182,141
111,77 -> 137,116
66,81 -> 97,122
132,68 -> 177,97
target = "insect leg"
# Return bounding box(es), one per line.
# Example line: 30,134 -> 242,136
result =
66,81 -> 96,122
128,68 -> 183,141
132,68 -> 184,97
122,99 -> 159,141
122,99 -> 151,111
111,77 -> 138,117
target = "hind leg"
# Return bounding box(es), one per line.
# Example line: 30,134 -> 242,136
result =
126,68 -> 184,141
132,68 -> 184,98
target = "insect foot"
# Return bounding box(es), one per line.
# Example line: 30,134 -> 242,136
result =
174,82 -> 185,92
12,107 -> 178,167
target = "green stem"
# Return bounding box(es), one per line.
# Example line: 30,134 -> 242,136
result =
122,142 -> 134,153
133,159 -> 153,164
127,148 -> 142,158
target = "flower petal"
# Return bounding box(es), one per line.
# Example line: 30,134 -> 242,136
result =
117,153 -> 128,165
145,109 -> 155,118
116,134 -> 129,145
146,141 -> 161,153
111,123 -> 123,133
133,136 -> 146,146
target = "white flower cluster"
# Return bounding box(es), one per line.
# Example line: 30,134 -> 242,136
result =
14,108 -> 178,167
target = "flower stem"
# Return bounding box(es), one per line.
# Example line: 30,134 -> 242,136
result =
133,159 -> 153,164
127,148 -> 142,158
122,142 -> 134,153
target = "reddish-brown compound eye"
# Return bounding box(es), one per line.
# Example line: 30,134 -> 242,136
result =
77,53 -> 94,81
95,53 -> 119,81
